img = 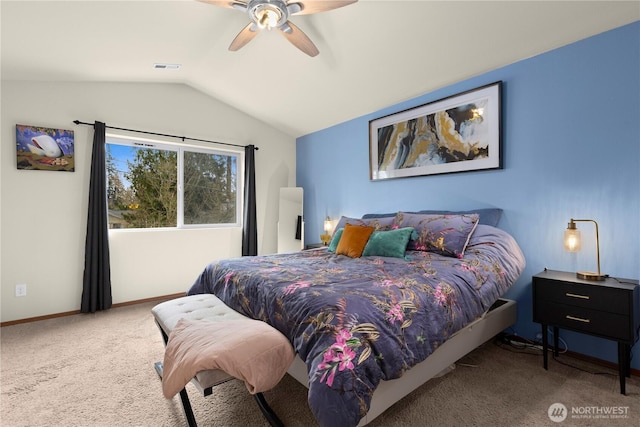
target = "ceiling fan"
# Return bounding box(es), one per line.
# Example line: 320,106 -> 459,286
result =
199,0 -> 358,57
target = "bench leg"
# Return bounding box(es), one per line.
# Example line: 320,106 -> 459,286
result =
179,388 -> 198,427
154,361 -> 199,427
254,392 -> 284,427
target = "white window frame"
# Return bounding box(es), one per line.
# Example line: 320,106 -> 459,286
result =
106,133 -> 244,230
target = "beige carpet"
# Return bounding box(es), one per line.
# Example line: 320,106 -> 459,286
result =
1,301 -> 638,427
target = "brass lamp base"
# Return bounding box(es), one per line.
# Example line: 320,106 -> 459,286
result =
576,271 -> 606,281
320,233 -> 331,245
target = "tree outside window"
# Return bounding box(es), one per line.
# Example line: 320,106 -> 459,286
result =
106,137 -> 239,229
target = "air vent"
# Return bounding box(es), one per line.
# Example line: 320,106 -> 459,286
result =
153,63 -> 181,70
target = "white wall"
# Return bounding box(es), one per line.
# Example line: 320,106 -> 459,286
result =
1,81 -> 296,322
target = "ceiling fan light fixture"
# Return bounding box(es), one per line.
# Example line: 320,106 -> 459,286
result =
256,8 -> 279,29
250,0 -> 287,30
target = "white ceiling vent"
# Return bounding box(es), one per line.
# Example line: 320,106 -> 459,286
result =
153,63 -> 181,70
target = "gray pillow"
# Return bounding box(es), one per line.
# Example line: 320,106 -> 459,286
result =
363,208 -> 503,227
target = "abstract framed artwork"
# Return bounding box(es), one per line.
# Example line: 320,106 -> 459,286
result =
369,81 -> 502,181
16,124 -> 75,172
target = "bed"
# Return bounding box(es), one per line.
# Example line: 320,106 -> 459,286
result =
186,210 -> 525,426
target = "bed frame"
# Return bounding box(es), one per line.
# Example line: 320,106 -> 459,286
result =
154,296 -> 516,426
286,298 -> 517,426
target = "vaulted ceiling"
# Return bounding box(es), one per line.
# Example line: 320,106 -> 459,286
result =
2,1 -> 638,137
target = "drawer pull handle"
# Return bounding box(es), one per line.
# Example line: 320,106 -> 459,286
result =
566,315 -> 590,323
565,292 -> 590,300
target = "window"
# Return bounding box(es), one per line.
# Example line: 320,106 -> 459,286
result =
106,136 -> 240,230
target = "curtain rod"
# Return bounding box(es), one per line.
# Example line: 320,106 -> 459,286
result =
72,120 -> 258,150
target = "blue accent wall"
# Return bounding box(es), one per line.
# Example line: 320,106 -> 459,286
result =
297,22 -> 640,368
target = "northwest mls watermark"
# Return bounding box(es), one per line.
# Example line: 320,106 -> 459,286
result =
548,403 -> 630,423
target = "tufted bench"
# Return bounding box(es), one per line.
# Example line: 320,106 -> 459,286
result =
152,294 -> 284,427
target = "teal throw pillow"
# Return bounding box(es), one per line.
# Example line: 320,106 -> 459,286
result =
362,227 -> 415,258
327,228 -> 344,253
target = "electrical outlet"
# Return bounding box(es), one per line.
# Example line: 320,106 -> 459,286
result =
15,284 -> 27,297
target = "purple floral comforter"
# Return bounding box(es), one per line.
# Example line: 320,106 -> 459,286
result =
187,224 -> 525,426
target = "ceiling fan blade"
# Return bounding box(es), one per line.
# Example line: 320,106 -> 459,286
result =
288,0 -> 357,15
279,21 -> 319,57
198,0 -> 247,10
229,23 -> 260,51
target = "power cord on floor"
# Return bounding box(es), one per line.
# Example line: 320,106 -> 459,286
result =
493,333 -> 543,355
550,352 -> 616,376
495,328 -> 618,377
493,326 -> 553,354
544,327 -> 569,354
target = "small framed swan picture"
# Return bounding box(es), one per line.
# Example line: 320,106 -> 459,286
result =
16,124 -> 75,172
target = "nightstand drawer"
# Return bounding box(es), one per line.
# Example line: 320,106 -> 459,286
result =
535,278 -> 630,315
543,301 -> 632,341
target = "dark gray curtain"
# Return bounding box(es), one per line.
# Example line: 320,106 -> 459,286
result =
242,145 -> 258,256
81,121 -> 112,313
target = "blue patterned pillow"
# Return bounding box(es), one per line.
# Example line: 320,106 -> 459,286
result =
362,227 -> 415,258
393,212 -> 479,258
332,216 -> 395,236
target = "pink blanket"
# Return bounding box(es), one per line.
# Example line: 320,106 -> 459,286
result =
162,318 -> 295,398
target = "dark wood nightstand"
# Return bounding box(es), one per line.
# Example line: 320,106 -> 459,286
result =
532,269 -> 639,395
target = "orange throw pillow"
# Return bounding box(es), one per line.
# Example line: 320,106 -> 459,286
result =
335,223 -> 375,258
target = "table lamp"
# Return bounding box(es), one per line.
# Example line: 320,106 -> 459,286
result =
563,218 -> 606,281
320,216 -> 332,245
